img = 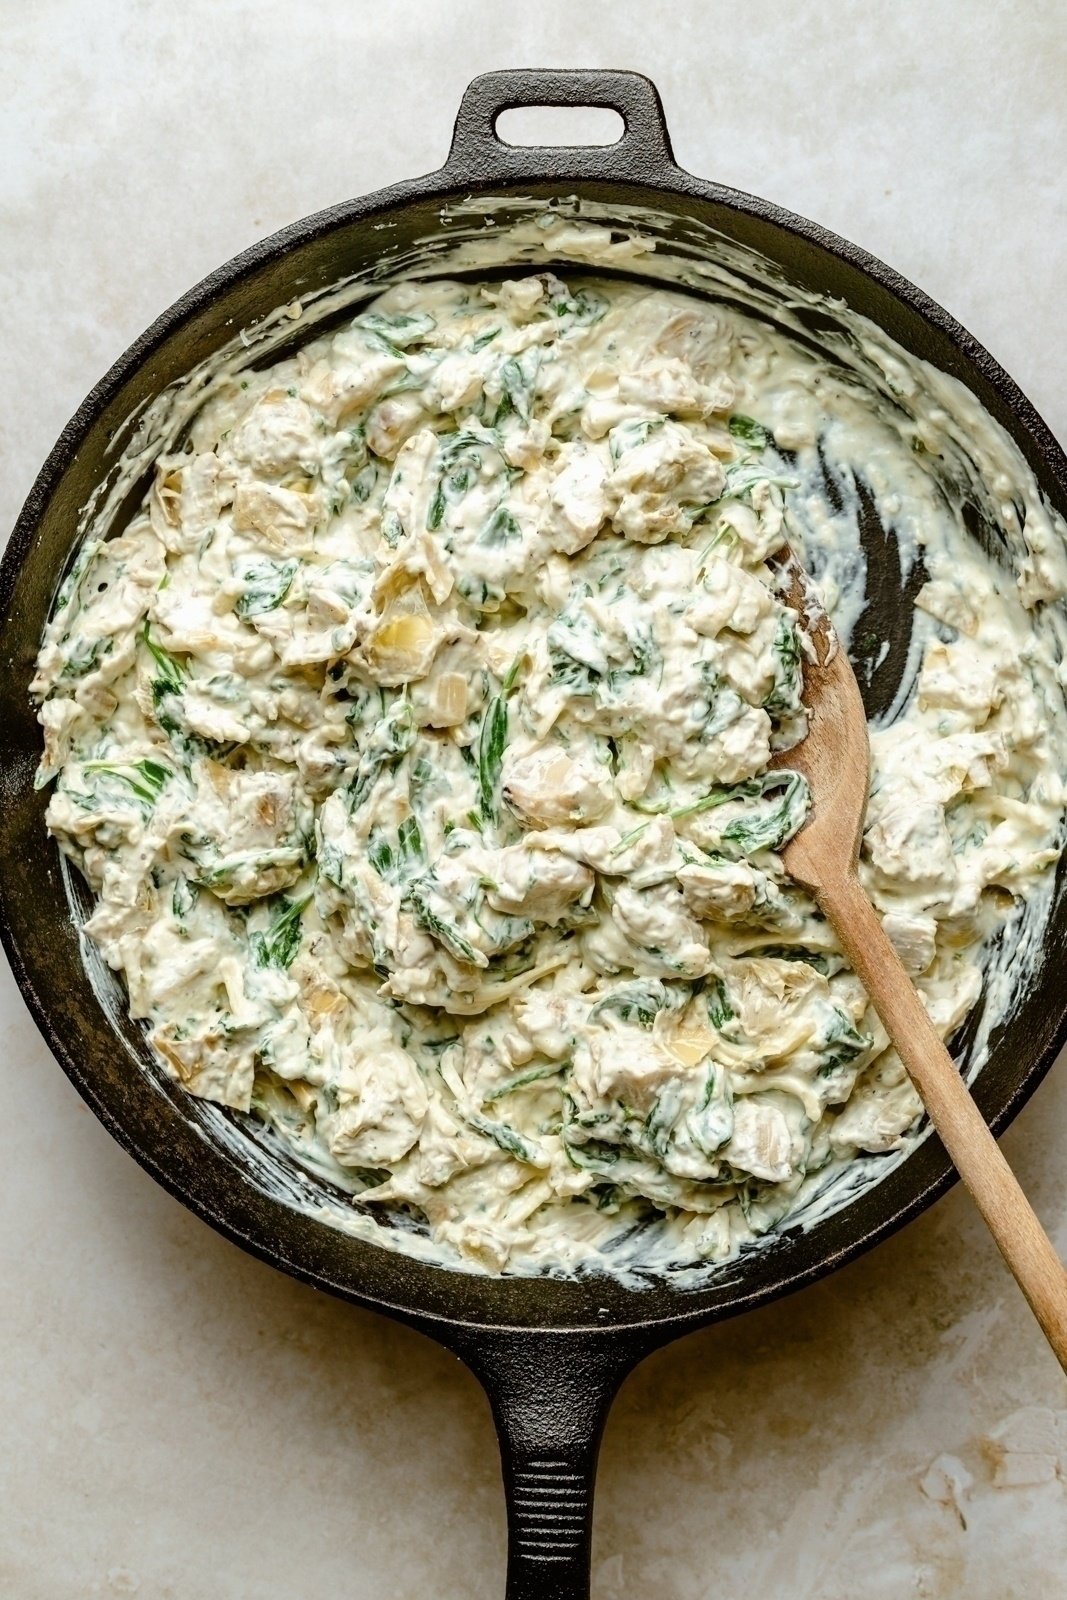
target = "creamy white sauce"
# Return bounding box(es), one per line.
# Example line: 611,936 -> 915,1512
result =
33,206 -> 1067,1281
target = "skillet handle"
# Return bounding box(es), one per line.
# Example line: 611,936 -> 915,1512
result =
446,1326 -> 647,1599
441,68 -> 679,185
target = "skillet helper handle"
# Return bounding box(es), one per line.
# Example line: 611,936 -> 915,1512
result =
448,1328 -> 643,1600
442,68 -> 678,185
821,870 -> 1067,1371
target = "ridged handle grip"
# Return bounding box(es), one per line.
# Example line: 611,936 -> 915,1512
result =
442,68 -> 678,185
446,1327 -> 648,1599
506,1457 -> 593,1576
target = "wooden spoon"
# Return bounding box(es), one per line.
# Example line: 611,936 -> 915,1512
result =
771,545 -> 1067,1368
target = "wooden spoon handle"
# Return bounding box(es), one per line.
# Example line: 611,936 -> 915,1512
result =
819,870 -> 1067,1370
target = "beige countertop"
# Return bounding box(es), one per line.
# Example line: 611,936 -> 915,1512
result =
3,2 -> 1066,1595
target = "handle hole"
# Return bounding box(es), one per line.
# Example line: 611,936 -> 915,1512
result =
494,105 -> 625,148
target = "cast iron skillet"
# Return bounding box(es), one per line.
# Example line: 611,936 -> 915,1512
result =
4,69 -> 1067,1599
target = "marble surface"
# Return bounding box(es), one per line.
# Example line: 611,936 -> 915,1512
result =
3,2 -> 1067,1594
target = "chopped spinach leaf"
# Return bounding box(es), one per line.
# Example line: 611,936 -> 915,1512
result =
407,879 -> 484,966
755,945 -> 843,977
815,1004 -> 872,1075
608,417 -> 664,462
589,979 -> 673,1029
347,700 -> 416,812
397,812 -> 425,869
467,1112 -> 541,1165
477,655 -> 521,824
83,757 -> 172,807
171,875 -> 199,921
720,771 -> 809,855
59,636 -> 111,681
706,976 -> 735,1031
470,325 -> 501,352
234,557 -> 298,619
427,431 -> 485,531
350,461 -> 379,504
546,283 -> 607,326
763,614 -> 805,716
367,832 -> 394,879
480,504 -> 521,546
318,839 -> 345,888
728,414 -> 772,449
142,623 -> 185,690
250,894 -> 311,969
352,309 -> 436,358
484,1063 -> 566,1101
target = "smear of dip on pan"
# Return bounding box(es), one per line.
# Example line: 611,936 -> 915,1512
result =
31,211 -> 1067,1277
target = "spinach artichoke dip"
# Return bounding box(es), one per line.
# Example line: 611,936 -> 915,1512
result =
32,262 -> 1067,1276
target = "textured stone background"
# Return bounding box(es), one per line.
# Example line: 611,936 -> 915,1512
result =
3,2 -> 1066,1594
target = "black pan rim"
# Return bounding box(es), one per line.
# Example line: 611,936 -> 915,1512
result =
3,154 -> 1066,1340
